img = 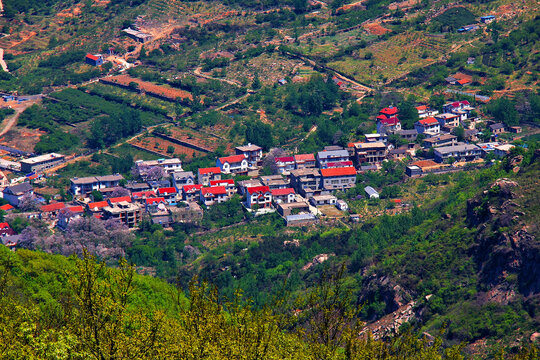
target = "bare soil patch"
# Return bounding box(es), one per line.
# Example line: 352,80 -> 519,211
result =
364,23 -> 392,35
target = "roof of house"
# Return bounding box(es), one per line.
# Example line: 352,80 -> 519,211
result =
247,185 -> 271,195
210,179 -> 235,186
109,196 -> 132,204
0,204 -> 14,211
490,123 -> 505,130
418,117 -> 439,126
218,155 -> 246,164
434,144 -> 481,154
4,182 -> 33,195
364,186 -> 379,196
457,79 -> 470,85
68,206 -> 85,213
416,105 -> 427,111
423,134 -> 457,143
326,160 -> 354,167
378,117 -> 400,126
271,188 -> 295,196
275,156 -> 295,163
202,186 -> 227,196
183,184 -> 204,192
198,167 -> 221,175
412,160 -> 440,168
320,167 -> 357,177
41,202 -> 66,212
146,197 -> 166,205
448,100 -> 470,107
132,191 -> 156,198
235,144 -> 262,152
157,187 -> 177,195
380,106 -> 398,115
317,149 -> 350,159
87,201 -> 109,210
294,154 -> 315,162
436,113 -> 459,119
172,171 -> 194,179
86,53 -> 100,61
0,222 -> 11,229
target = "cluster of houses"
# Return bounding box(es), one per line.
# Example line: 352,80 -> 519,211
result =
0,98 -> 521,234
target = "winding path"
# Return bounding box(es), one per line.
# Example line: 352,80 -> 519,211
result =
0,49 -> 8,72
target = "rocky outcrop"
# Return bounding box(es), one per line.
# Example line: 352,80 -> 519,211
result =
468,178 -> 539,300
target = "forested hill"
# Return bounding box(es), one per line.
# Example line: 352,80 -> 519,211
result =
0,245 -> 537,359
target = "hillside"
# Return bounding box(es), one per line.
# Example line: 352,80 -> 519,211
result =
0,244 -> 537,359
0,0 -> 539,357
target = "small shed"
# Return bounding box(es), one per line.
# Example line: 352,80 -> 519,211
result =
364,186 -> 379,199
406,165 -> 422,177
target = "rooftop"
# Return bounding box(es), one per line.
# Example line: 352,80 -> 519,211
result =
218,155 -> 246,164
20,153 -> 64,165
246,185 -> 271,194
418,117 -> 439,126
198,167 -> 221,175
202,186 -> 227,196
235,144 -> 262,152
320,167 -> 356,177
271,188 -> 295,196
434,144 -> 481,154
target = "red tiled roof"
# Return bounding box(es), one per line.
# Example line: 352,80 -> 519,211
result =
109,196 -> 132,203
157,187 -> 177,195
275,156 -> 294,163
68,206 -> 85,213
132,191 -> 156,198
210,179 -> 235,186
183,184 -> 204,192
326,160 -> 354,168
202,186 -> 227,196
320,167 -> 357,177
380,107 -> 398,115
457,79 -> 470,85
247,185 -> 271,195
146,197 -> 166,205
218,155 -> 246,164
86,53 -> 99,61
416,105 -> 427,111
0,222 -> 11,229
271,188 -> 295,196
198,167 -> 221,175
87,201 -> 109,210
41,202 -> 66,212
451,100 -> 470,107
418,117 -> 438,126
294,154 -> 315,161
378,117 -> 400,126
0,204 -> 14,211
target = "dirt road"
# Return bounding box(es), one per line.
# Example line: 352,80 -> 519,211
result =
0,97 -> 42,136
0,48 -> 8,72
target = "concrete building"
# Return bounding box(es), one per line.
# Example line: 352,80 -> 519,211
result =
200,186 -> 229,206
198,167 -> 221,186
294,154 -> 316,169
216,155 -> 249,175
271,188 -> 296,204
182,184 -> 204,202
435,113 -> 460,128
102,202 -> 143,228
416,105 -> 439,119
245,185 -> 272,209
309,194 -> 338,207
3,183 -> 34,207
172,171 -> 195,190
20,153 -> 65,173
351,142 -> 387,165
317,147 -> 350,168
70,175 -> 124,196
320,167 -> 357,191
289,168 -> 321,197
260,175 -> 289,190
235,144 -> 263,167
415,117 -> 440,136
122,28 -> 153,43
434,144 -> 482,163
423,134 -> 458,149
135,158 -> 183,176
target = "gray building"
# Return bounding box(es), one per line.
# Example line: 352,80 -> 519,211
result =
364,186 -> 379,199
434,144 -> 482,163
316,147 -> 350,168
172,171 -> 195,190
289,168 -> 321,197
20,153 -> 65,173
70,175 -> 124,196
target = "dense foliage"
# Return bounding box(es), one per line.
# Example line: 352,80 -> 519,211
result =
2,247 -> 537,359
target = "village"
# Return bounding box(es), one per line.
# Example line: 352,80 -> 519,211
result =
0,96 -> 523,247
